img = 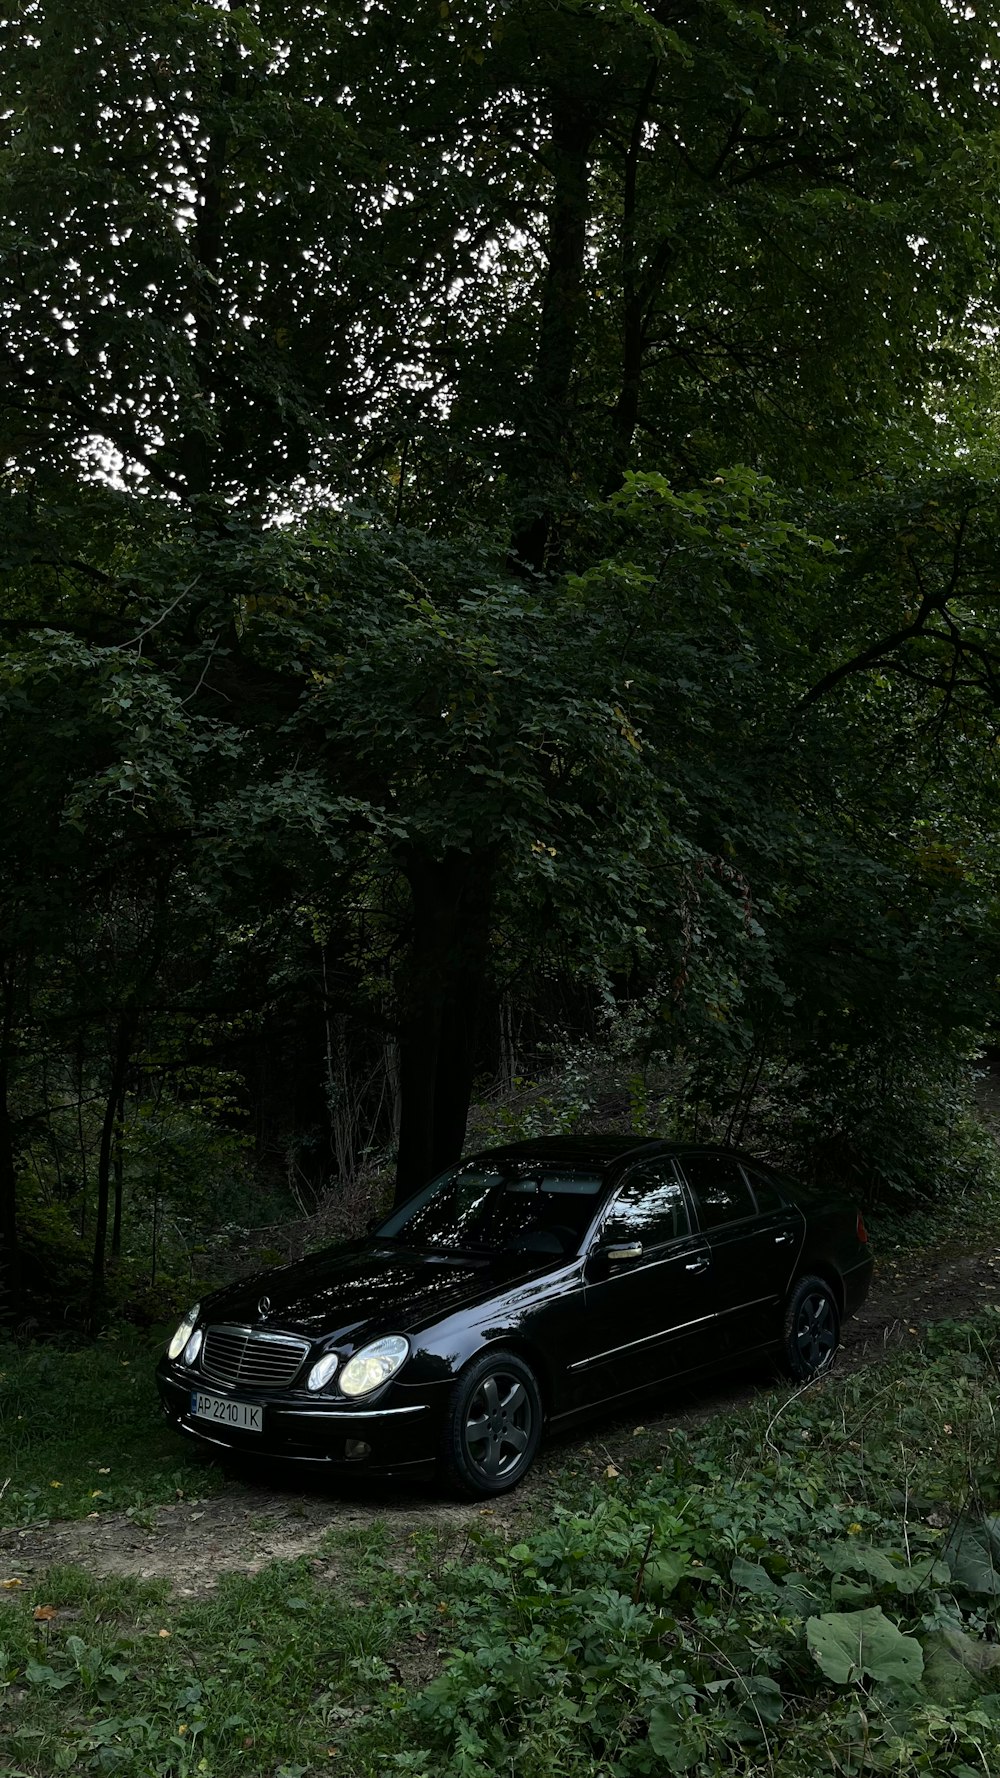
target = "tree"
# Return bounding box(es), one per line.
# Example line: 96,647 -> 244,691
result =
3,1 -> 1000,1291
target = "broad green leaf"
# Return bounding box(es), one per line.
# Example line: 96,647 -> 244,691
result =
941,1517 -> 1000,1594
922,1629 -> 1000,1704
806,1608 -> 924,1688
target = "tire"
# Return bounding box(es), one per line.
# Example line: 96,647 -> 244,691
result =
781,1275 -> 840,1380
440,1348 -> 543,1498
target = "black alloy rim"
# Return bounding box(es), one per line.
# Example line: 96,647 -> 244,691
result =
795,1291 -> 837,1372
463,1370 -> 533,1481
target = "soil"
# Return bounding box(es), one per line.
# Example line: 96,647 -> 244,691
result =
1,1237 -> 995,1600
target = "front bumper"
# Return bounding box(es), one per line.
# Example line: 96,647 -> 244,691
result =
155,1358 -> 448,1474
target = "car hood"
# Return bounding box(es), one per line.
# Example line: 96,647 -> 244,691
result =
201,1240 -> 563,1346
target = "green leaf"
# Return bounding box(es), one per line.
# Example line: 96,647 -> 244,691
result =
941,1516 -> 1000,1594
806,1607 -> 924,1688
731,1556 -> 780,1595
647,1703 -> 700,1773
922,1629 -> 1000,1704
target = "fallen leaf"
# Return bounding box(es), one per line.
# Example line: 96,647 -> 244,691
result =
632,1426 -> 646,1436
158,1629 -> 172,1639
605,1464 -> 620,1479
34,1605 -> 58,1621
1,1578 -> 24,1589
98,1468 -> 111,1475
49,1481 -> 62,1489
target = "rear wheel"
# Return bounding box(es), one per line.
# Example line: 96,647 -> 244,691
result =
440,1349 -> 542,1498
781,1275 -> 840,1380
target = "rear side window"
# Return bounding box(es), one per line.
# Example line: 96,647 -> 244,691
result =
741,1167 -> 787,1213
601,1162 -> 690,1248
680,1155 -> 756,1230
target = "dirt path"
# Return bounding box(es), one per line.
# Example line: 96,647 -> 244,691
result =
1,1240 -> 994,1598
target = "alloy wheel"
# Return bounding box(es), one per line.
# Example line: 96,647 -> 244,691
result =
795,1290 -> 837,1373
462,1370 -> 534,1482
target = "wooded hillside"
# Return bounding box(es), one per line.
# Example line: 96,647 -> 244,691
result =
3,0 -> 1000,1326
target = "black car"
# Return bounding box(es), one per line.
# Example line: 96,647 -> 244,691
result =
156,1139 -> 873,1497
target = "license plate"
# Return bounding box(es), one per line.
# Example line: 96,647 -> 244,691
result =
190,1390 -> 262,1433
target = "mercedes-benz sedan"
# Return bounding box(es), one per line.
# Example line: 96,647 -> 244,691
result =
156,1138 -> 873,1496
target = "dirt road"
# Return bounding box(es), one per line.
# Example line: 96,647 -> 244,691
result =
1,1239 -> 992,1597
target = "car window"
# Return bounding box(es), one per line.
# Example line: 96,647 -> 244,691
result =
379,1162 -> 605,1254
741,1166 -> 786,1213
600,1162 -> 690,1248
679,1155 -> 757,1230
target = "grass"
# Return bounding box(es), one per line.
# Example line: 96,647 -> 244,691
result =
6,1171 -> 1000,1777
5,1319 -> 1000,1775
1,1536 -> 416,1778
0,1325 -> 228,1530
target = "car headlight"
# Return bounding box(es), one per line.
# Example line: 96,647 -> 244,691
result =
306,1353 -> 340,1393
167,1304 -> 200,1361
340,1335 -> 409,1397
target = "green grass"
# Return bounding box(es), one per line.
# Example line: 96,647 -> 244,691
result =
349,1315 -> 1000,1778
0,1326 -> 227,1529
0,1538 -> 414,1778
6,1321 -> 1000,1775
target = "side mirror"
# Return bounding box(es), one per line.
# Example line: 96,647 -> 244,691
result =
605,1242 -> 643,1263
587,1238 -> 643,1279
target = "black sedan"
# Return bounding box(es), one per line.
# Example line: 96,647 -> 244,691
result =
156,1138 -> 873,1497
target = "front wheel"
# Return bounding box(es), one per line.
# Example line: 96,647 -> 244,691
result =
781,1275 -> 840,1380
440,1349 -> 542,1498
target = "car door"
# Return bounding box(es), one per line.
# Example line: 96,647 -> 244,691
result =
572,1160 -> 714,1410
677,1154 -> 802,1354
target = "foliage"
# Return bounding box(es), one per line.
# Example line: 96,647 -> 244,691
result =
349,1316 -> 1000,1778
3,0 -> 1000,1306
0,1541 -> 411,1778
0,1327 -> 225,1529
6,1321 -> 1000,1776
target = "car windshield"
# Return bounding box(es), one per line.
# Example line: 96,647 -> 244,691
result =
376,1161 -> 605,1257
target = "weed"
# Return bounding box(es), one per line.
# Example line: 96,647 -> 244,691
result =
350,1318 -> 1000,1778
0,1326 -> 226,1529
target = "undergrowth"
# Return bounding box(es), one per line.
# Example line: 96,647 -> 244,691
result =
352,1313 -> 1000,1778
0,1326 -> 226,1530
5,1320 -> 1000,1774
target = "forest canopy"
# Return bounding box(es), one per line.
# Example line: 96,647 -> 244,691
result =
2,0 -> 1000,1326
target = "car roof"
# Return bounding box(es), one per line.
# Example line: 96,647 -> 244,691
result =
470,1136 -> 766,1171
471,1136 -> 661,1168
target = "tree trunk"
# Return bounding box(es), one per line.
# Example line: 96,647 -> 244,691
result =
89,1013 -> 134,1328
0,958 -> 20,1324
602,61 -> 668,496
394,849 -> 495,1203
110,1079 -> 126,1261
508,97 -> 596,572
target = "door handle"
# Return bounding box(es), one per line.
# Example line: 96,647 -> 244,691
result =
774,1233 -> 794,1245
685,1257 -> 709,1273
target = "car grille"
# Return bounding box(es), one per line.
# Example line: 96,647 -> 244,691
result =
200,1325 -> 309,1390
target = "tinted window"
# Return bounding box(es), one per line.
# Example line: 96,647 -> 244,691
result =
742,1167 -> 786,1213
379,1162 -> 604,1253
680,1155 -> 756,1230
601,1163 -> 690,1247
